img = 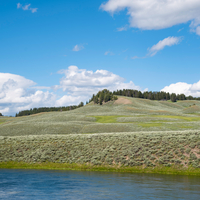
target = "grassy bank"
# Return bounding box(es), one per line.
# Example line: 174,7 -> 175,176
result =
1,161 -> 200,176
1,97 -> 200,176
1,131 -> 200,175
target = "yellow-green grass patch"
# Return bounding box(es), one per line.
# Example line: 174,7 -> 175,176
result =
138,122 -> 163,127
91,115 -> 131,123
150,115 -> 200,121
1,161 -> 200,176
0,119 -> 7,125
165,123 -> 194,130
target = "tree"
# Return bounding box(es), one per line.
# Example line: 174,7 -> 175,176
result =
166,92 -> 170,100
137,91 -> 143,98
99,93 -> 104,104
104,93 -> 110,102
113,96 -> 118,100
171,93 -> 177,102
94,96 -> 99,104
187,95 -> 194,100
0,113 -> 2,116
99,99 -> 103,105
78,102 -> 84,107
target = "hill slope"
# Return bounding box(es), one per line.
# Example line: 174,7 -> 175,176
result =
1,96 -> 200,173
1,96 -> 200,136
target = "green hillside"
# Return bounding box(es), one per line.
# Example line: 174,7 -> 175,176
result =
1,96 -> 200,174
1,96 -> 200,136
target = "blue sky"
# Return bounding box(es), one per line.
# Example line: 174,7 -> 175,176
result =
1,0 -> 200,115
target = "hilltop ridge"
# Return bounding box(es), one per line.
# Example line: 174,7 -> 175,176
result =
1,96 -> 200,136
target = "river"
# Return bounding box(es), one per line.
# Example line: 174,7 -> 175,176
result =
0,169 -> 200,199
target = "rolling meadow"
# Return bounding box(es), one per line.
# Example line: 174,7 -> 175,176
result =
1,96 -> 200,174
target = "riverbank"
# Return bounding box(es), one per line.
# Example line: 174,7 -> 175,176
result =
1,161 -> 200,176
1,131 -> 200,175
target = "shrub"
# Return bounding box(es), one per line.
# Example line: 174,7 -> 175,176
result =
185,148 -> 191,154
189,143 -> 196,149
190,153 -> 197,160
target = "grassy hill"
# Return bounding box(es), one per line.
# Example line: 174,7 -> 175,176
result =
1,96 -> 200,136
1,96 -> 200,174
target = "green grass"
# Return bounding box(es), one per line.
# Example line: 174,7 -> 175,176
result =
1,97 -> 200,136
1,131 -> 200,170
138,123 -> 163,127
0,118 -> 9,125
1,97 -> 200,175
151,115 -> 200,121
1,161 -> 200,176
91,115 -> 129,123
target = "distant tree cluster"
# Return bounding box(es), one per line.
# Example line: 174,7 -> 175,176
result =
90,89 -> 200,104
15,88 -> 200,117
89,89 -> 118,105
0,113 -> 3,116
112,89 -> 200,102
15,102 -> 84,117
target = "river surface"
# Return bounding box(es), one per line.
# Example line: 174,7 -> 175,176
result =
0,169 -> 200,199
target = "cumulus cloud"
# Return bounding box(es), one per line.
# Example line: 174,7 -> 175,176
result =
148,36 -> 182,56
72,44 -> 84,52
17,3 -> 38,13
196,26 -> 200,36
0,67 -> 143,115
100,0 -> 200,35
55,95 -> 83,107
0,73 -> 56,116
54,65 -> 141,97
161,81 -> 200,97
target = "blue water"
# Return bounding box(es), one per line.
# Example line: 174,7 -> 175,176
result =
0,169 -> 200,199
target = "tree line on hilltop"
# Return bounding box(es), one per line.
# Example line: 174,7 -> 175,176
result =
15,102 -> 84,117
88,89 -> 118,105
11,88 -> 200,117
90,89 -> 200,104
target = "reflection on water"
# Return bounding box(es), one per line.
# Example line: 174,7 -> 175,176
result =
0,169 -> 200,199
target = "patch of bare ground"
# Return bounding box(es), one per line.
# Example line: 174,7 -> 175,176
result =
149,110 -> 173,114
126,107 -> 143,112
114,97 -> 132,105
182,145 -> 200,158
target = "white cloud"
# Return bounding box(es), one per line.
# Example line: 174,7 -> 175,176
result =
73,44 -> 84,52
17,3 -> 38,13
17,3 -> 22,9
148,36 -> 182,56
0,67 -> 143,116
178,28 -> 184,32
161,81 -> 200,97
30,8 -> 38,13
22,4 -> 31,10
131,56 -> 139,59
0,73 -> 56,116
117,25 -> 129,31
196,26 -> 200,36
100,0 -> 200,35
55,95 -> 83,107
104,51 -> 114,55
55,65 -> 141,97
